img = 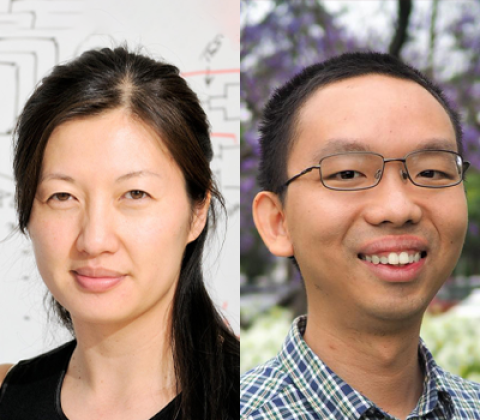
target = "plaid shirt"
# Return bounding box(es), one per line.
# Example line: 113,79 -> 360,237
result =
240,316 -> 480,419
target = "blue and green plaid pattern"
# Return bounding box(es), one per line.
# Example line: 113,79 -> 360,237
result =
241,316 -> 480,419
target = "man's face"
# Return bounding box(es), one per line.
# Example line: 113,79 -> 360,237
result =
282,75 -> 468,326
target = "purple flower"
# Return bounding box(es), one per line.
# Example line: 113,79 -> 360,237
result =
469,222 -> 480,237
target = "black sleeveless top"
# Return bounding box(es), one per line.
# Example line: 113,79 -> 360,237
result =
0,341 -> 180,420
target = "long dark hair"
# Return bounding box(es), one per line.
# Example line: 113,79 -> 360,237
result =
13,46 -> 239,419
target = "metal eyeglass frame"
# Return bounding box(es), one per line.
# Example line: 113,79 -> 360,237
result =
281,149 -> 470,192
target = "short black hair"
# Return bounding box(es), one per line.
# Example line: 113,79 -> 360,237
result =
257,51 -> 463,195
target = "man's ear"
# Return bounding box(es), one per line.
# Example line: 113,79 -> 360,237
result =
187,193 -> 211,243
252,191 -> 294,257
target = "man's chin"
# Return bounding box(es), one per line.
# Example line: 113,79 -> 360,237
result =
359,299 -> 431,332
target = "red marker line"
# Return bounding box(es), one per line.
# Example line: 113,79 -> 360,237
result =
211,132 -> 237,143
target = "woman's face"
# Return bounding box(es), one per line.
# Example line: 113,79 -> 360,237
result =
29,109 -> 207,327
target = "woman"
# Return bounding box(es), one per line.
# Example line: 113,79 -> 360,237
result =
0,46 -> 239,419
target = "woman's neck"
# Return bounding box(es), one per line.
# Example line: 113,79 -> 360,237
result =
61,307 -> 177,419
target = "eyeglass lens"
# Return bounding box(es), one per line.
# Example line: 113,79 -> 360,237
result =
320,151 -> 464,190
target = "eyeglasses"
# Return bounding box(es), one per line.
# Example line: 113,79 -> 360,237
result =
282,150 -> 470,192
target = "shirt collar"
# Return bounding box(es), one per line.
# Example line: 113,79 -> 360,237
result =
278,316 -> 455,419
415,339 -> 454,417
278,316 -> 373,418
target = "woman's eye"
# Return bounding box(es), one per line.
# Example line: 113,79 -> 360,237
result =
125,190 -> 150,200
49,192 -> 73,202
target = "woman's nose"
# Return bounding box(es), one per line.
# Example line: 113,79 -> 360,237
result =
75,202 -> 120,256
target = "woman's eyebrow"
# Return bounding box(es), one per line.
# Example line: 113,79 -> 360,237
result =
39,173 -> 76,185
39,170 -> 163,185
115,170 -> 163,182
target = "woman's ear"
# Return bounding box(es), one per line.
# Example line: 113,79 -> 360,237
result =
252,191 -> 294,257
187,192 -> 211,243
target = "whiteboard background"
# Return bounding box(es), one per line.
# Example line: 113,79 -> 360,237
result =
0,0 -> 239,362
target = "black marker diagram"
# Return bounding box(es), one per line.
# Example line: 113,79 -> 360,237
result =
183,69 -> 240,216
0,0 -> 86,134
183,35 -> 240,216
0,172 -> 14,212
0,0 -> 90,253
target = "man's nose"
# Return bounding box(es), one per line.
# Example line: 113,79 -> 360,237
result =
76,202 -> 119,256
363,164 -> 423,227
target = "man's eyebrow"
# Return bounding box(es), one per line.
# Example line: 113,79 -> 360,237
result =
39,170 -> 162,185
414,139 -> 458,151
312,138 -> 458,162
313,139 -> 372,161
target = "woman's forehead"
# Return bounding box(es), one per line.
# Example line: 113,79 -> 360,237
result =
40,110 -> 176,180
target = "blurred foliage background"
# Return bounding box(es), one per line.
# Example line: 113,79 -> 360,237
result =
240,0 -> 480,376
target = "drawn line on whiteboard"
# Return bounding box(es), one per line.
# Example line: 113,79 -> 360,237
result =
0,11 -> 36,28
214,143 -> 239,161
0,51 -> 39,83
49,11 -> 84,15
211,132 -> 237,144
0,37 -> 60,63
0,60 -> 20,133
0,173 -> 13,181
206,82 -> 239,121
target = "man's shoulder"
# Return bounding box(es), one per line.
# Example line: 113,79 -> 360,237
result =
241,357 -> 325,420
432,366 -> 480,418
241,358 -> 286,414
419,337 -> 480,412
440,369 -> 480,402
240,358 -> 299,419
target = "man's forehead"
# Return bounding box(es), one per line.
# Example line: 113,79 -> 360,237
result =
290,74 -> 457,162
296,74 -> 446,123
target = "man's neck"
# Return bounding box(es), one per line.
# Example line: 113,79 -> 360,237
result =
303,312 -> 425,420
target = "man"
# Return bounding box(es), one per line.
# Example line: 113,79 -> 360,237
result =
240,52 -> 480,419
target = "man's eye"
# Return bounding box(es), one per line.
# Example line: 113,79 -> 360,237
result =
329,170 -> 364,180
49,193 -> 73,202
125,190 -> 150,200
418,170 -> 453,180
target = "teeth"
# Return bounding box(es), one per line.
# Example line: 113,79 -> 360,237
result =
399,252 -> 409,264
388,253 -> 399,265
362,251 -> 423,266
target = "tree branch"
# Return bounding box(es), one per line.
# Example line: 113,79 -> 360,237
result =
389,0 -> 413,57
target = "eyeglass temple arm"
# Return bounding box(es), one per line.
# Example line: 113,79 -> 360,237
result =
283,166 -> 320,188
462,161 -> 470,178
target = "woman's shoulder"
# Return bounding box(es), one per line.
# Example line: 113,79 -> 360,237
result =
0,364 -> 14,387
0,341 -> 76,388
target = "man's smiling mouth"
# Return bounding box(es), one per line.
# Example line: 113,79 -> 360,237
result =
359,251 -> 428,266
